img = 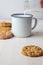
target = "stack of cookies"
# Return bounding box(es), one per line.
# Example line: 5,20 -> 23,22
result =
0,21 -> 14,39
0,22 -> 11,32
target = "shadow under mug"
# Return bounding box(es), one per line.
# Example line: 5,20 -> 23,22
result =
11,13 -> 37,37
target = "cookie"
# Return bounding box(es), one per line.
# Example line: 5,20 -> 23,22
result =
5,31 -> 14,39
0,22 -> 12,27
21,45 -> 43,57
0,27 -> 11,33
0,31 -> 14,40
0,32 -> 5,39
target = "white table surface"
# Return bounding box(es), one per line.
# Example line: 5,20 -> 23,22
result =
0,20 -> 43,65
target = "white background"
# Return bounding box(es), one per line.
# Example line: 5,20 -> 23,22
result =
0,0 -> 24,19
0,0 -> 43,19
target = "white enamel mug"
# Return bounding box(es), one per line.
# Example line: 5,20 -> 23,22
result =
11,13 -> 37,37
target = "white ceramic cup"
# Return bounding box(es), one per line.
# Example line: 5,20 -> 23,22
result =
11,13 -> 37,37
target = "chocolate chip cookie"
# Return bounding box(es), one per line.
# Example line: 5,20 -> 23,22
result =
0,27 -> 11,33
0,22 -> 11,27
0,22 -> 11,33
0,31 -> 14,40
21,45 -> 43,57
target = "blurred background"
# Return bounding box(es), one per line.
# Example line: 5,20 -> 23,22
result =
0,0 -> 43,19
0,0 -> 24,19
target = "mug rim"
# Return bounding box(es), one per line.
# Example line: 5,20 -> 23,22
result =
11,13 -> 33,18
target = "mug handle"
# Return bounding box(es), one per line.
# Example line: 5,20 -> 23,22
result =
32,17 -> 37,30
